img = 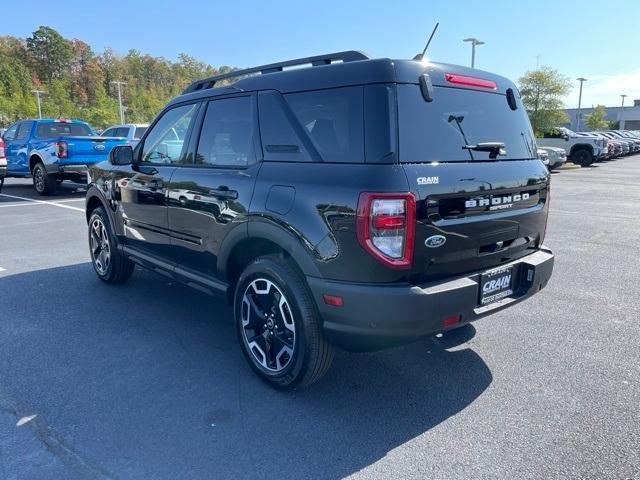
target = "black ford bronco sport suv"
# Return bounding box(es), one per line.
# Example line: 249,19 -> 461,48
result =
86,51 -> 554,388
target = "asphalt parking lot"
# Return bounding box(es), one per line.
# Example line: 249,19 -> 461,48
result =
0,157 -> 639,480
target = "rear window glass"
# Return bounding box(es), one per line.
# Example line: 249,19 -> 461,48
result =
134,127 -> 147,139
36,123 -> 92,138
285,87 -> 364,163
397,85 -> 536,162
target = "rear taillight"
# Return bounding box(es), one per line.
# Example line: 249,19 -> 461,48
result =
356,192 -> 416,269
56,141 -> 68,159
0,139 -> 5,158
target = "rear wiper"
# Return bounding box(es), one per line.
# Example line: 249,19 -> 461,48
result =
462,142 -> 506,159
448,115 -> 474,160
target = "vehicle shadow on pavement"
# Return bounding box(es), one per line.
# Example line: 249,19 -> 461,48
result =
0,263 -> 492,480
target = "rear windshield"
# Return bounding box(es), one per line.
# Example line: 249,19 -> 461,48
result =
397,85 -> 536,162
36,123 -> 92,138
134,126 -> 147,139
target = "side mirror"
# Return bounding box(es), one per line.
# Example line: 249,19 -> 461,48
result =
563,134 -> 570,141
109,145 -> 133,165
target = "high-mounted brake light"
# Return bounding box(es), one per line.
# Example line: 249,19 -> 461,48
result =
56,141 -> 68,159
445,73 -> 497,90
357,192 -> 416,269
56,118 -> 71,123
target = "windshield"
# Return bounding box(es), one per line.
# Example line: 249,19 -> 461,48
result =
397,85 -> 536,162
36,122 -> 92,138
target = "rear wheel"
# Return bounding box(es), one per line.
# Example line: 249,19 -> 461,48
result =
571,148 -> 593,167
88,207 -> 134,284
32,162 -> 56,195
234,255 -> 334,389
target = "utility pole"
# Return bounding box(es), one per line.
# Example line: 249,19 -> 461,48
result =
110,81 -> 127,124
576,77 -> 587,131
32,89 -> 46,119
535,54 -> 541,68
619,94 -> 627,130
463,38 -> 485,68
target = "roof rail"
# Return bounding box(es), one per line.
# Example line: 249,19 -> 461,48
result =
182,50 -> 370,94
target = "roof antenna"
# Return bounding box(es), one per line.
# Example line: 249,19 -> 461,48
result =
413,22 -> 439,61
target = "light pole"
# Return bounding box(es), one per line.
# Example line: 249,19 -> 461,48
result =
32,89 -> 46,119
110,81 -> 127,124
576,77 -> 587,131
619,94 -> 627,129
463,38 -> 485,68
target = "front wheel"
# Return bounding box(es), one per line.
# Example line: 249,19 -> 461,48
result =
571,148 -> 593,167
234,255 -> 334,389
32,162 -> 56,195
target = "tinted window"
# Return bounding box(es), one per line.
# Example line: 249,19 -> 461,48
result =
35,122 -> 92,138
3,124 -> 18,141
102,128 -> 115,137
258,91 -> 313,162
196,96 -> 256,167
285,86 -> 364,163
134,126 -> 147,139
142,103 -> 198,164
397,85 -> 536,162
16,122 -> 33,140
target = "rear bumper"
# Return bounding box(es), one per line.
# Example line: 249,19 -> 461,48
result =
308,248 -> 554,351
48,163 -> 90,182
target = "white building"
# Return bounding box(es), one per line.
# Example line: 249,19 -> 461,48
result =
563,99 -> 640,131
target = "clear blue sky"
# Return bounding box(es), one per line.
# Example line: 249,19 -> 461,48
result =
4,0 -> 640,107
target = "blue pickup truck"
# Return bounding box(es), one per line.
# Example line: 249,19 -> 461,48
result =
0,118 -> 125,195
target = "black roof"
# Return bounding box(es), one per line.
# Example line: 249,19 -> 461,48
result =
168,51 -> 517,108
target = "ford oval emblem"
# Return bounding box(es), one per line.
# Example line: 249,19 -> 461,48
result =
425,235 -> 446,248
94,143 -> 106,151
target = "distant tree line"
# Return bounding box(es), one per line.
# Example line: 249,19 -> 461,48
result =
0,26 -> 234,128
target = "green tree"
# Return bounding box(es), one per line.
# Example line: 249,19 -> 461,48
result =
26,26 -> 73,82
584,105 -> 609,131
518,67 -> 571,136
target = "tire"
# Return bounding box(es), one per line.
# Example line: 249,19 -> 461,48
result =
234,255 -> 334,389
571,148 -> 593,167
88,206 -> 135,284
32,162 -> 56,195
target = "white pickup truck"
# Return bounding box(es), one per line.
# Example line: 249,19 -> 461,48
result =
537,127 -> 607,166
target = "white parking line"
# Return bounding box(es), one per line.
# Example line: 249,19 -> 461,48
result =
0,193 -> 84,212
0,267 -> 6,272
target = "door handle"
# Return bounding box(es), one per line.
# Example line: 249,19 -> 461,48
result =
209,187 -> 238,199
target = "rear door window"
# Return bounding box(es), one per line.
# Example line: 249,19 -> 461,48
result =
16,122 -> 33,140
195,96 -> 257,167
397,85 -> 536,162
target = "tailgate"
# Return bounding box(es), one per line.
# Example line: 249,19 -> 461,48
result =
403,160 -> 550,282
62,136 -> 125,163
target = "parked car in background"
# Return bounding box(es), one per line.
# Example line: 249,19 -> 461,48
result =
603,131 -> 640,153
575,132 -> 622,158
537,127 -> 606,166
0,137 -> 6,191
86,50 -> 554,388
537,146 -> 567,170
537,148 -> 549,167
1,118 -> 127,195
101,124 -> 149,148
0,128 -> 6,138
595,132 -> 635,155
